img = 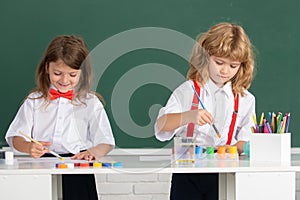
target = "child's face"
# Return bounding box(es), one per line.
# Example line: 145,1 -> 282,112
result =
208,56 -> 241,87
47,59 -> 81,93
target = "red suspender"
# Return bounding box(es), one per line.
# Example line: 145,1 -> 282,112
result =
226,93 -> 239,145
187,80 -> 239,145
186,80 -> 200,137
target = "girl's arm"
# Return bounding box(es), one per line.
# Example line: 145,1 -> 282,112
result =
156,109 -> 213,132
71,144 -> 113,161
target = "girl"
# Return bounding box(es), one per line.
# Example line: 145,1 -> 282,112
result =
155,22 -> 256,200
6,35 -> 115,200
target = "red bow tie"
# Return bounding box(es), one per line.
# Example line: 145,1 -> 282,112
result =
49,88 -> 74,100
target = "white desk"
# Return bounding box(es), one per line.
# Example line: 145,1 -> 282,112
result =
0,154 -> 299,200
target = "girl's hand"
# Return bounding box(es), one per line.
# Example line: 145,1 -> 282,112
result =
186,109 -> 213,125
71,150 -> 95,161
28,141 -> 51,158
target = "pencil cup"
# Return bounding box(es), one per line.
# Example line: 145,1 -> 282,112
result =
173,136 -> 195,165
250,133 -> 291,163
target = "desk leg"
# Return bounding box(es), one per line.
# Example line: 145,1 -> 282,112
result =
219,173 -> 235,200
52,174 -> 62,200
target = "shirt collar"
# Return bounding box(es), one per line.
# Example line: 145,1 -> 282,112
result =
204,79 -> 232,97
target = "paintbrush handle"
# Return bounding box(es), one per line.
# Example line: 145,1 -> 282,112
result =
19,131 -> 43,146
49,150 -> 62,159
19,131 -> 63,160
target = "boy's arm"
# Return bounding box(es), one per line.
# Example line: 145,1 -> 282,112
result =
156,110 -> 213,132
235,140 -> 246,154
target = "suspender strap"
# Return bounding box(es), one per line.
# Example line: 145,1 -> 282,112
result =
187,80 -> 240,144
186,80 -> 200,137
226,93 -> 239,145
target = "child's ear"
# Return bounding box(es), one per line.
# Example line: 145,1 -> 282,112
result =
45,63 -> 49,73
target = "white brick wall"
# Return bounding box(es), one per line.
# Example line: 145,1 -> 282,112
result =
97,172 -> 300,200
96,174 -> 171,200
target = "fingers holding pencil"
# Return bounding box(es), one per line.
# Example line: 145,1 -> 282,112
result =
28,141 -> 51,158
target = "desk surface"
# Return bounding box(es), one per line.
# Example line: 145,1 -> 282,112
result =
1,154 -> 300,175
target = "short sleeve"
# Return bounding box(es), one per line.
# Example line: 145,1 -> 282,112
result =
234,92 -> 256,142
154,82 -> 193,142
88,98 -> 115,147
5,98 -> 34,150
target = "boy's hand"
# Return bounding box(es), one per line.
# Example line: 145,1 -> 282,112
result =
187,109 -> 213,125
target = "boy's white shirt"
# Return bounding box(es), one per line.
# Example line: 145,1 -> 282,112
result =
6,92 -> 115,154
155,79 -> 255,147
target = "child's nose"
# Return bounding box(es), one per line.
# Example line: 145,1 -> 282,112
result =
220,65 -> 230,74
61,74 -> 69,82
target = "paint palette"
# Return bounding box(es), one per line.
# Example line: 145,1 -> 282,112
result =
55,161 -> 122,169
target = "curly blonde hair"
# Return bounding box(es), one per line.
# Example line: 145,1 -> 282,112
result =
187,22 -> 255,96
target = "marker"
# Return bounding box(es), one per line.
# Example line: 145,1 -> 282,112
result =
280,116 -> 287,134
276,112 -> 282,133
273,112 -> 277,133
250,126 -> 256,133
19,131 -> 64,161
192,85 -> 221,138
271,112 -> 275,133
263,119 -> 269,133
285,113 -> 290,133
259,112 -> 264,125
252,113 -> 257,126
252,113 -> 259,132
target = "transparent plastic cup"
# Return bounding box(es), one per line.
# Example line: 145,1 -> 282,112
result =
173,137 -> 196,165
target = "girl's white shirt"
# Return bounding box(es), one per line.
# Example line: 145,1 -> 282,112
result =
6,91 -> 115,154
155,79 -> 256,147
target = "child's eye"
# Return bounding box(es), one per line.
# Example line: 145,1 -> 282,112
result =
70,73 -> 77,78
215,60 -> 223,65
230,64 -> 240,69
54,72 -> 61,76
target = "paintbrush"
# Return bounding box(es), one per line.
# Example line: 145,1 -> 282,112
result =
191,85 -> 221,138
19,131 -> 64,161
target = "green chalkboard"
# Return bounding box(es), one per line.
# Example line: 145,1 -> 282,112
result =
1,0 -> 299,148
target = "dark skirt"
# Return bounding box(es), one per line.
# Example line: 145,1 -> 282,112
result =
170,173 -> 218,200
62,174 -> 98,200
43,153 -> 98,200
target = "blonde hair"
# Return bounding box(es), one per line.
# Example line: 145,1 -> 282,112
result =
30,35 -> 104,104
187,22 -> 255,96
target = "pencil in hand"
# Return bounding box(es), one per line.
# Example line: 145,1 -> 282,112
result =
19,131 -> 64,161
